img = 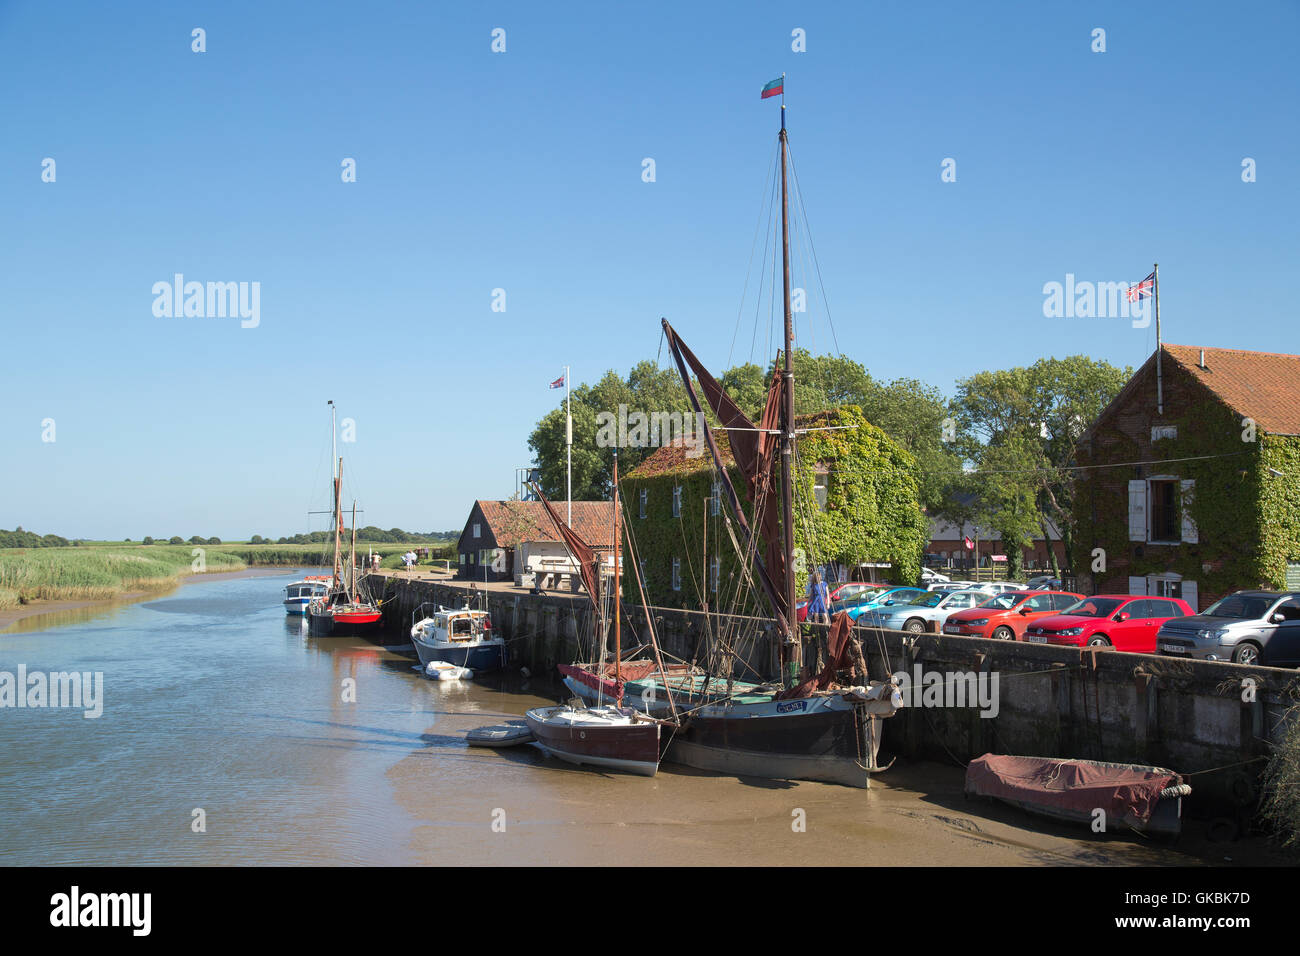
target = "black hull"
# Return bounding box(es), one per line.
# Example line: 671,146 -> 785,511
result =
666,703 -> 885,788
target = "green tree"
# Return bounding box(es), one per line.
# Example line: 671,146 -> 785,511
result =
953,356 -> 1131,574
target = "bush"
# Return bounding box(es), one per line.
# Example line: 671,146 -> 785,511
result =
142,536 -> 155,545
1261,692 -> 1300,851
169,536 -> 184,545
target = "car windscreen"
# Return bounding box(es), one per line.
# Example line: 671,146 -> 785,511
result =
1203,594 -> 1274,619
980,594 -> 1023,610
908,593 -> 943,608
1060,598 -> 1124,618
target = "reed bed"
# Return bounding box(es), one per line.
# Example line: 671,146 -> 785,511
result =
0,547 -> 246,604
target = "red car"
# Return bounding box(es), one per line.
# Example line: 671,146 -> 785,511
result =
1022,595 -> 1195,653
942,590 -> 1083,640
796,582 -> 880,622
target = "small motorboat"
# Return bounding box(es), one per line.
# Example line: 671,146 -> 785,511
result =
523,703 -> 663,776
424,661 -> 473,681
283,576 -> 330,615
410,603 -> 505,672
467,724 -> 535,748
964,753 -> 1192,837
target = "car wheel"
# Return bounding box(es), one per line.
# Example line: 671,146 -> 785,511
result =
1087,635 -> 1111,648
905,618 -> 926,633
991,626 -> 1014,641
1232,642 -> 1261,666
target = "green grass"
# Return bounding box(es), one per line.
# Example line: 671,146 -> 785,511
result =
0,540 -> 457,605
0,546 -> 246,603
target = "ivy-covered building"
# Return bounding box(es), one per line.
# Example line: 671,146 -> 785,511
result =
1072,344 -> 1300,611
621,405 -> 928,610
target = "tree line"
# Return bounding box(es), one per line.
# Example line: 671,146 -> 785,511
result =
528,351 -> 1131,577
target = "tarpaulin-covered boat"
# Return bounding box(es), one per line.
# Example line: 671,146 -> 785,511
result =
964,753 -> 1192,836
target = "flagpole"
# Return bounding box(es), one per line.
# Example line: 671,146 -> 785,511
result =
565,365 -> 572,526
1154,263 -> 1162,416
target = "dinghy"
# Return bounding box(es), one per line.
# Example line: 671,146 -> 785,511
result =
424,661 -> 473,681
964,753 -> 1192,837
466,724 -> 535,748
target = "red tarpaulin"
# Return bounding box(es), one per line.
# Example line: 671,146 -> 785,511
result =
965,754 -> 1180,825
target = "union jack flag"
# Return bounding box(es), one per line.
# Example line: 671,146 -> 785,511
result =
549,375 -> 565,389
1126,271 -> 1155,302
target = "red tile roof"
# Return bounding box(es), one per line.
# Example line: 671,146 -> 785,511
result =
473,500 -> 615,550
1163,344 -> 1300,435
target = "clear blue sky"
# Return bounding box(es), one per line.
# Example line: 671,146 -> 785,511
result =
2,1 -> 1295,540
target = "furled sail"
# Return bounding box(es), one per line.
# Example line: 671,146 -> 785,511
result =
661,319 -> 789,623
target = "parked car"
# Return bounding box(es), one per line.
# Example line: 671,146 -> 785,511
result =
919,567 -> 952,586
942,590 -> 1084,640
961,581 -> 1020,596
1260,609 -> 1300,668
796,581 -> 881,622
870,589 -> 993,632
1024,595 -> 1195,653
928,582 -> 973,595
1155,590 -> 1300,665
1025,575 -> 1063,590
837,587 -> 928,622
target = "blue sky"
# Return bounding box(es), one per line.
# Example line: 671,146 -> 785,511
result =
2,1 -> 1296,540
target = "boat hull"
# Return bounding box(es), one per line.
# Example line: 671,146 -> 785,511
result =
668,697 -> 886,789
307,608 -> 382,637
524,707 -> 661,776
412,633 -> 506,672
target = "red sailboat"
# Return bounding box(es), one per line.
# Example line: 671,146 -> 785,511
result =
306,401 -> 383,637
523,455 -> 677,775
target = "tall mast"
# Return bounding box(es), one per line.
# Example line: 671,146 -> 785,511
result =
778,102 -> 800,685
334,459 -> 343,589
329,400 -> 341,590
349,500 -> 358,597
613,452 -> 621,688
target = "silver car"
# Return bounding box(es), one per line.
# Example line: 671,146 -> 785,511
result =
1155,590 -> 1300,665
871,589 -> 993,632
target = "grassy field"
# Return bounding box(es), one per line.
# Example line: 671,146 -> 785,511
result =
0,540 -> 456,609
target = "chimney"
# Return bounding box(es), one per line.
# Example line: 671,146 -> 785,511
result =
1199,348 -> 1206,369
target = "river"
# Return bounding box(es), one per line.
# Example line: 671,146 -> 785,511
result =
0,570 -> 1284,866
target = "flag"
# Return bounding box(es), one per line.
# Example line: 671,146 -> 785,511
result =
1126,271 -> 1155,302
761,77 -> 783,99
549,375 -> 565,389
963,536 -> 974,550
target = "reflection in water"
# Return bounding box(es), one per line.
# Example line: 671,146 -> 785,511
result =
0,571 -> 1277,867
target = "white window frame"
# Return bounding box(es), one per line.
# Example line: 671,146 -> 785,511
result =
672,485 -> 682,518
639,488 -> 647,519
473,522 -> 481,539
671,557 -> 681,592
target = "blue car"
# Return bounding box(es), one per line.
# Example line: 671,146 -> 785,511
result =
836,587 -> 929,622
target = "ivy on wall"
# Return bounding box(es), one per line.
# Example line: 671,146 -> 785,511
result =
1071,364 -> 1300,600
620,406 -> 926,611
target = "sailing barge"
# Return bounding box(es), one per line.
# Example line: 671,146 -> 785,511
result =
552,88 -> 904,787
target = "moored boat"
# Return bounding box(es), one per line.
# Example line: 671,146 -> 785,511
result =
523,703 -> 662,776
410,602 -> 505,671
304,401 -> 384,637
283,575 -> 330,615
964,753 -> 1192,837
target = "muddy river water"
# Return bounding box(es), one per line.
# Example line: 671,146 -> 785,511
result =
0,570 -> 1283,866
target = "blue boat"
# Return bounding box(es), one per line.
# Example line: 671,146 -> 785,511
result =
409,604 -> 506,672
283,577 -> 330,615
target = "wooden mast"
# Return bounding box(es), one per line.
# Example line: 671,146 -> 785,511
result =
349,501 -> 358,599
613,452 -> 621,689
778,101 -> 800,686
